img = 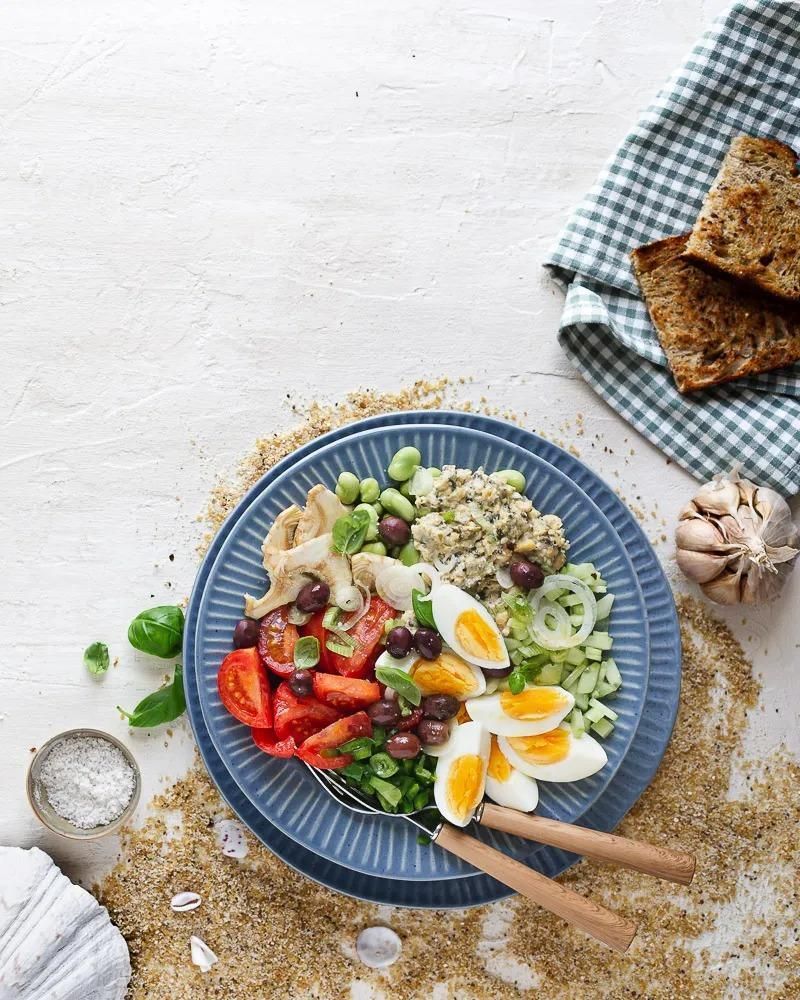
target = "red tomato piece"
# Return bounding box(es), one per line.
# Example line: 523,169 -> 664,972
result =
327,597 -> 397,679
312,673 -> 381,713
301,611 -> 332,671
296,711 -> 372,769
396,706 -> 424,731
251,727 -> 296,758
272,682 -> 340,745
217,647 -> 272,727
257,606 -> 299,678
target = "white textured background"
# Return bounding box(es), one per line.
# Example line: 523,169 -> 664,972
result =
1,0 -> 797,915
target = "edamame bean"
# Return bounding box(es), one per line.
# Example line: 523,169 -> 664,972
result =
494,469 -> 526,493
335,471 -> 360,504
399,479 -> 414,498
353,502 -> 379,540
379,488 -> 417,523
372,501 -> 384,517
398,541 -> 420,566
388,446 -> 421,482
359,477 -> 380,503
429,467 -> 442,478
361,541 -> 388,556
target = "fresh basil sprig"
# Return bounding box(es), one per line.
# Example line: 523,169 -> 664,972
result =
84,642 -> 110,676
128,605 -> 185,658
411,589 -> 436,630
118,665 -> 186,728
331,508 -> 371,555
375,665 -> 421,706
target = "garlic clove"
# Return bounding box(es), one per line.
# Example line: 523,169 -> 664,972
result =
700,571 -> 742,605
190,935 -> 218,973
171,892 -> 202,913
676,548 -> 730,584
692,478 -> 742,517
675,519 -> 727,553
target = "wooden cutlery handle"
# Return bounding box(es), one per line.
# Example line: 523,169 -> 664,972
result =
480,804 -> 696,886
436,824 -> 636,953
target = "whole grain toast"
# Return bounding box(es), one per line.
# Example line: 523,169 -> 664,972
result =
630,233 -> 800,393
683,135 -> 800,301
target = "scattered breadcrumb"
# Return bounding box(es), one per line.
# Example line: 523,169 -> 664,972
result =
99,390 -> 799,999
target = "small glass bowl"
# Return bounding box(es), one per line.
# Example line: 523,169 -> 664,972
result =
27,728 -> 141,840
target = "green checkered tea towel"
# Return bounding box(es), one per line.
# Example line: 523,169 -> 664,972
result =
545,0 -> 800,495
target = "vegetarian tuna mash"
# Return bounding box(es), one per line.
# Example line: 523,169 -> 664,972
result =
216,445 -> 622,828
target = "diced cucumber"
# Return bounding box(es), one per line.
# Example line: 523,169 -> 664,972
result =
559,593 -> 585,608
591,717 -> 615,738
604,658 -> 622,688
564,646 -> 587,667
594,680 -> 618,699
577,663 -> 600,694
583,646 -> 603,662
594,594 -> 614,620
585,704 -> 606,724
536,662 -> 564,686
510,624 -> 529,641
573,691 -> 590,711
586,631 -> 613,651
562,664 -> 587,691
568,708 -> 586,737
510,649 -> 524,667
588,697 -> 618,721
569,613 -> 584,628
564,562 -> 595,581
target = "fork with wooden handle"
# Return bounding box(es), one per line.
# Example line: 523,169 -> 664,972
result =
477,802 -> 696,885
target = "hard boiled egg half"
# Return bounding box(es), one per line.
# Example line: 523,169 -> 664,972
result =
430,584 -> 510,672
499,725 -> 607,782
465,685 -> 574,736
374,649 -> 486,700
433,721 -> 490,827
485,736 -> 538,812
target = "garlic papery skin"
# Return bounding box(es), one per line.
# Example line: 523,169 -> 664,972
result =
190,935 -> 218,973
676,468 -> 799,606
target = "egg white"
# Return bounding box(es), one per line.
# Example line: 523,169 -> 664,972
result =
485,737 -> 539,812
499,726 -> 607,782
465,685 -> 574,737
433,721 -> 490,827
431,584 -> 510,671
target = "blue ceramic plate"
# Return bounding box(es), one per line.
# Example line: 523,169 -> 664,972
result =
194,423 -> 649,880
184,411 -> 681,907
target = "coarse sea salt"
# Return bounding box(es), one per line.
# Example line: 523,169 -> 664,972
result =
38,736 -> 135,829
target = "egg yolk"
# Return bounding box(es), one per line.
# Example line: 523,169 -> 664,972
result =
499,688 -> 570,720
445,755 -> 485,820
454,610 -> 505,662
411,652 -> 478,697
507,728 -> 571,764
487,736 -> 512,782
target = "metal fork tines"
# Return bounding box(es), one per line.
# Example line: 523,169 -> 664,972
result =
304,763 -> 439,836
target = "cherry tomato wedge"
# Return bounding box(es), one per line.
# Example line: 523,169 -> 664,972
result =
257,606 -> 299,678
312,673 -> 381,713
326,598 -> 397,679
300,611 -> 332,671
296,711 -> 372,769
273,682 -> 340,745
217,647 -> 272,727
251,727 -> 296,758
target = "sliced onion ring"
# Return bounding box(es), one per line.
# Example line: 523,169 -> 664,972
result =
375,561 -> 440,612
528,574 -> 597,649
338,584 -> 371,630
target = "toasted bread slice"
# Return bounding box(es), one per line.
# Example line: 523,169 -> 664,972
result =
683,135 -> 800,301
630,233 -> 800,393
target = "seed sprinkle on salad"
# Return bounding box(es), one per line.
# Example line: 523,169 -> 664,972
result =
216,442 -> 623,826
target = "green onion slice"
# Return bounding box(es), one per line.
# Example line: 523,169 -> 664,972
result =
293,635 -> 320,670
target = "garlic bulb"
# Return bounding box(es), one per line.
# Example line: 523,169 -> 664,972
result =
676,468 -> 799,605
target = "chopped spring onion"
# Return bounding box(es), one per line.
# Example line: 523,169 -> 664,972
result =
368,777 -> 402,809
370,752 -> 400,778
591,717 -> 615,739
293,635 -> 320,669
375,665 -> 422,706
323,606 -> 341,629
326,637 -> 355,657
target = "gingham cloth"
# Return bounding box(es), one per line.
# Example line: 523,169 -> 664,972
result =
545,0 -> 800,495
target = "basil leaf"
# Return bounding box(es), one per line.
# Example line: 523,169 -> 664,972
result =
331,509 -> 371,555
118,665 -> 186,728
293,635 -> 320,670
411,590 -> 436,630
84,641 -> 110,676
128,605 -> 185,658
375,665 -> 421,706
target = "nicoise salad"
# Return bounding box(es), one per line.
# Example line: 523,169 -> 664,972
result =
216,446 -> 622,828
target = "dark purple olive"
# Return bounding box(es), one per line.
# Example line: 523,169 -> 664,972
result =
288,669 -> 313,697
414,627 -> 442,660
421,693 -> 459,721
385,732 -> 421,759
233,618 -> 260,648
296,580 -> 331,613
481,663 -> 514,679
416,719 -> 450,746
386,625 -> 413,658
378,515 -> 411,546
509,557 -> 545,591
367,698 -> 402,727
